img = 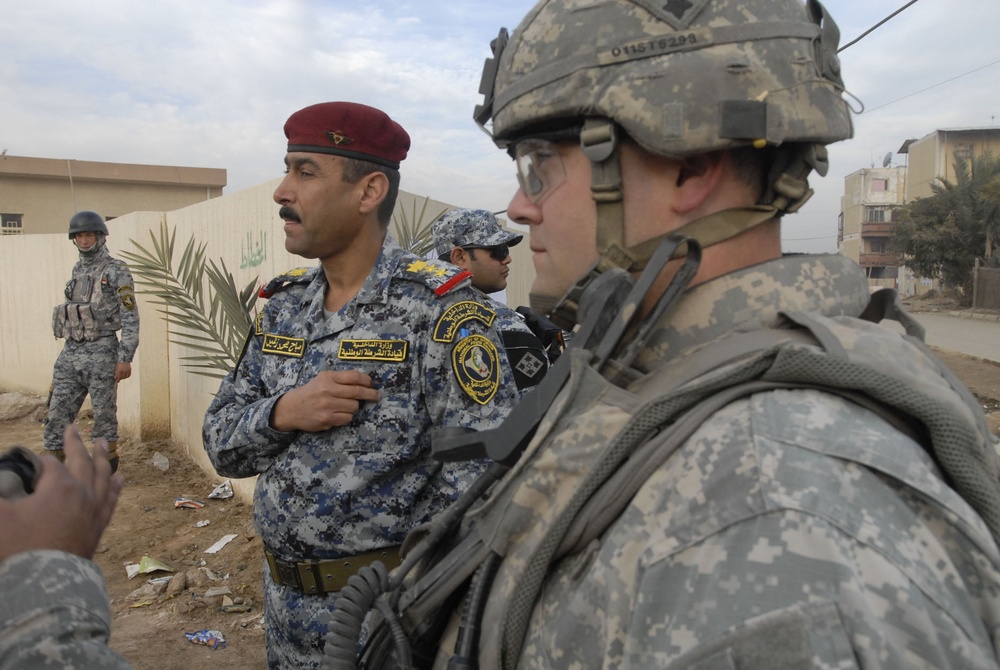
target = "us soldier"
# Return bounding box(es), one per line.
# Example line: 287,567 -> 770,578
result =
0,425 -> 129,668
46,211 -> 139,473
202,102 -> 519,669
433,208 -> 549,392
335,1 -> 1000,668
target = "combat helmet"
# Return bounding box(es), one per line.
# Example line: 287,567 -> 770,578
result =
68,210 -> 109,239
474,0 -> 854,318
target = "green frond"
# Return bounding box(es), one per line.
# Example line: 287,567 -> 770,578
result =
390,195 -> 449,256
125,221 -> 257,377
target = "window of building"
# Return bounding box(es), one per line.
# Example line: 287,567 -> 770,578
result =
869,239 -> 888,254
871,178 -> 887,191
1,213 -> 23,235
954,144 -> 974,160
865,206 -> 893,223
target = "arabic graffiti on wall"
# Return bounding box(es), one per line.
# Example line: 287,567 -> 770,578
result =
241,230 -> 267,269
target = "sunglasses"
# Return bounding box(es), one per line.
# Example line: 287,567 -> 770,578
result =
463,244 -> 510,261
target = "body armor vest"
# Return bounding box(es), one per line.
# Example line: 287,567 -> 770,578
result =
52,259 -> 119,341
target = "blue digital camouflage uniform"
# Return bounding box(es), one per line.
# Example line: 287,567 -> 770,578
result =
0,550 -> 132,669
420,254 -> 1000,669
203,234 -> 519,669
44,245 -> 139,451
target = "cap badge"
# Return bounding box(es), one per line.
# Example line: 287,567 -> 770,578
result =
325,130 -> 354,146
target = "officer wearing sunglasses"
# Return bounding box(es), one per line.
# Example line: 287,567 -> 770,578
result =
433,208 -> 549,393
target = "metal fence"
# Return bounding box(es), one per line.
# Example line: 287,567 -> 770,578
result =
973,262 -> 1000,310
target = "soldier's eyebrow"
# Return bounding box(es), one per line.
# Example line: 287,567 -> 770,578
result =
284,156 -> 324,172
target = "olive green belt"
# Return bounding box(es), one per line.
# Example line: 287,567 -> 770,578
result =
264,545 -> 402,595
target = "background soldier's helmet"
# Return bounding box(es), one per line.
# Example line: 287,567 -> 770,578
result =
476,0 -> 853,167
68,210 -> 109,239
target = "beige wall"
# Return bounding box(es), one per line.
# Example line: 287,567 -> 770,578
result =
0,180 -> 533,503
905,129 -> 1000,202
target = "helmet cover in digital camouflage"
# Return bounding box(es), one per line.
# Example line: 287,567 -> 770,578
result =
477,0 -> 853,159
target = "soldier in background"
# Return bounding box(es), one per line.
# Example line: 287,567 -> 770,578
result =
433,208 -> 549,392
349,0 -> 1000,667
202,102 -> 519,669
46,211 -> 139,473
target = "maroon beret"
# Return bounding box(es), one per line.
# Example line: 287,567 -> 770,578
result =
283,102 -> 410,170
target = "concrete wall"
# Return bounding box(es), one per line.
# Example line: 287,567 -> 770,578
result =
905,129 -> 1000,202
0,179 -> 533,503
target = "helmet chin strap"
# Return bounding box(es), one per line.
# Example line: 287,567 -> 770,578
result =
533,118 -> 823,329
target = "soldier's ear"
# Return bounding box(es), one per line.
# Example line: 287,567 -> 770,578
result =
673,153 -> 726,214
358,172 -> 389,216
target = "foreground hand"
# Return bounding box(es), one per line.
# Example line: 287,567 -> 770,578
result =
0,424 -> 124,562
271,369 -> 380,432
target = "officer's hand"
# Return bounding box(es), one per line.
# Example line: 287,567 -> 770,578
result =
270,370 -> 379,432
115,362 -> 132,382
0,425 -> 124,562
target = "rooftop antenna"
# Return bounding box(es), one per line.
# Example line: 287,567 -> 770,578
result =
882,151 -> 893,168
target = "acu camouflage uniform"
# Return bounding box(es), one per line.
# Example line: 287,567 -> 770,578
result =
0,550 -> 131,669
481,293 -> 548,394
416,254 -> 1000,669
45,245 -> 139,451
359,0 -> 1000,667
202,234 -> 519,669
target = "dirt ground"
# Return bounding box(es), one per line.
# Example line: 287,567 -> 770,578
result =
4,341 -> 1000,669
1,407 -> 267,669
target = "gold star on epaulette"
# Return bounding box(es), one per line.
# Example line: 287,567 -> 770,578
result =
407,260 -> 431,273
288,267 -> 309,277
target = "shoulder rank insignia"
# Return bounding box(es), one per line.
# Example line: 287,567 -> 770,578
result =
452,334 -> 500,405
259,266 -> 314,299
254,311 -> 264,336
433,301 -> 497,342
399,259 -> 472,297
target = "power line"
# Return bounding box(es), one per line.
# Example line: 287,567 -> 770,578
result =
836,1 -> 1000,115
838,0 -> 920,53
863,58 -> 1000,114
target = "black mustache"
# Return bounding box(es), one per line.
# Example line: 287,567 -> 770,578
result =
278,206 -> 301,223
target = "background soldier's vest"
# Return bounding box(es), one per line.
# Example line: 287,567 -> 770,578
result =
52,259 -> 118,341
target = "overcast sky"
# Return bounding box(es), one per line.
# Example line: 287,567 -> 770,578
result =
3,0 -> 999,253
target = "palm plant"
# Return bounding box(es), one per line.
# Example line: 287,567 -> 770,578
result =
391,195 -> 448,256
120,222 -> 259,379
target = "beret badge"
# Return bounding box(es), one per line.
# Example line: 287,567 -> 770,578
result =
325,131 -> 354,146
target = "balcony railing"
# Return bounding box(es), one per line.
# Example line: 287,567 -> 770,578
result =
858,252 -> 900,268
861,222 -> 893,237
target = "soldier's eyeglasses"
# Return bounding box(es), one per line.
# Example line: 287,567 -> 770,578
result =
463,244 -> 510,261
513,138 -> 567,204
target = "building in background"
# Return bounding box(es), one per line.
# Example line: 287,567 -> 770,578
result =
0,155 -> 226,235
903,128 -> 1000,202
839,127 -> 1000,297
838,164 -> 906,293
